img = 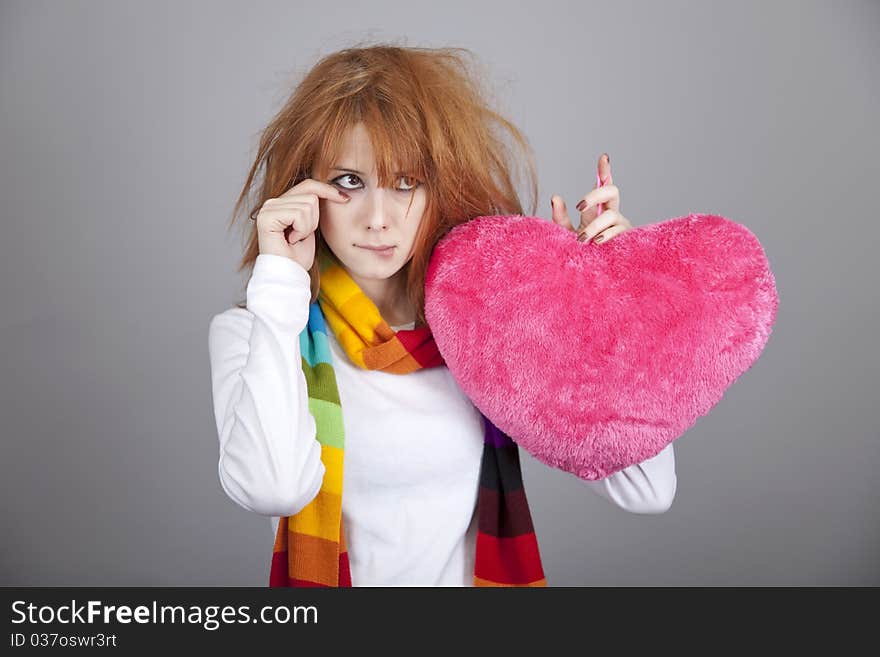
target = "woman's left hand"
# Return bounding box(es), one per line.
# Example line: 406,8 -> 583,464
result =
550,153 -> 633,244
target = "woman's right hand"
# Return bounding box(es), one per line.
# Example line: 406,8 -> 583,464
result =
255,179 -> 350,272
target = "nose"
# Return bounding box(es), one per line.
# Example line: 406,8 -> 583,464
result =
365,188 -> 389,231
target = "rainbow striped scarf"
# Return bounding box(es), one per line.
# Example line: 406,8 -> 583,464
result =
269,254 -> 546,587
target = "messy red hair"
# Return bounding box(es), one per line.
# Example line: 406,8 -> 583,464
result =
227,41 -> 538,327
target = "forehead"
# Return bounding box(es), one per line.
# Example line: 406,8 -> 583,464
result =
315,120 -> 421,181
330,122 -> 376,171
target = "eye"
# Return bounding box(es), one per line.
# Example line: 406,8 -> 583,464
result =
330,173 -> 421,191
396,175 -> 420,192
331,173 -> 362,190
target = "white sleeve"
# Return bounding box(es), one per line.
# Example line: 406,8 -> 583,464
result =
208,253 -> 325,517
582,442 -> 677,514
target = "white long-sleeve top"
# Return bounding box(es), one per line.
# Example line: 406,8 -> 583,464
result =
208,253 -> 677,586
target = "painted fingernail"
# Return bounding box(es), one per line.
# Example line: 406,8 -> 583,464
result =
576,200 -> 586,212
593,234 -> 604,243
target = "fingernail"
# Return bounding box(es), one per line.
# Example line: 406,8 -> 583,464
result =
593,234 -> 604,243
339,191 -> 350,200
576,200 -> 587,212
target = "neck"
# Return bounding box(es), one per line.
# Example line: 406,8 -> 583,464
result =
348,268 -> 415,326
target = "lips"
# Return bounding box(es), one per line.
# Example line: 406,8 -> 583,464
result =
357,244 -> 395,251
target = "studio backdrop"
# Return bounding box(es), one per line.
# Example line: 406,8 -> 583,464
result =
0,0 -> 877,586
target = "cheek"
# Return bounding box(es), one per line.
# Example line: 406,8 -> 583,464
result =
406,215 -> 425,240
402,196 -> 428,235
319,212 -> 346,243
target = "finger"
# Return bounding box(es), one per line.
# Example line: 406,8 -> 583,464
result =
288,231 -> 315,247
597,152 -> 612,187
550,196 -> 575,231
597,154 -> 613,198
576,209 -> 620,243
575,183 -> 620,214
262,203 -> 313,237
588,225 -> 626,245
279,179 -> 350,203
600,171 -> 614,213
574,153 -> 616,213
264,197 -> 322,232
597,158 -> 615,213
576,198 -> 601,232
573,166 -> 604,231
583,213 -> 633,244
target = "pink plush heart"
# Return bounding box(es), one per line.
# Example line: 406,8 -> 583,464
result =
424,213 -> 779,480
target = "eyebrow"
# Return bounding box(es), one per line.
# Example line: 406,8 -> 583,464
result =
330,166 -> 410,176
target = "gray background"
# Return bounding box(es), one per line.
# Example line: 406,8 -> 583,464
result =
1,0 -> 877,586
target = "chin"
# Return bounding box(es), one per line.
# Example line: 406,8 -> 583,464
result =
342,256 -> 399,278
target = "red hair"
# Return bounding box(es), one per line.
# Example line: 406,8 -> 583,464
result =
227,41 -> 538,326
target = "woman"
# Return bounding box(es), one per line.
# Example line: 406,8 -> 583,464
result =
208,44 -> 676,587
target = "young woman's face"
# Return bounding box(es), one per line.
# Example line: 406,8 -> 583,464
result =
316,122 -> 427,281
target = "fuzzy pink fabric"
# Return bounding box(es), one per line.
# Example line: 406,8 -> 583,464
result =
424,213 -> 779,480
